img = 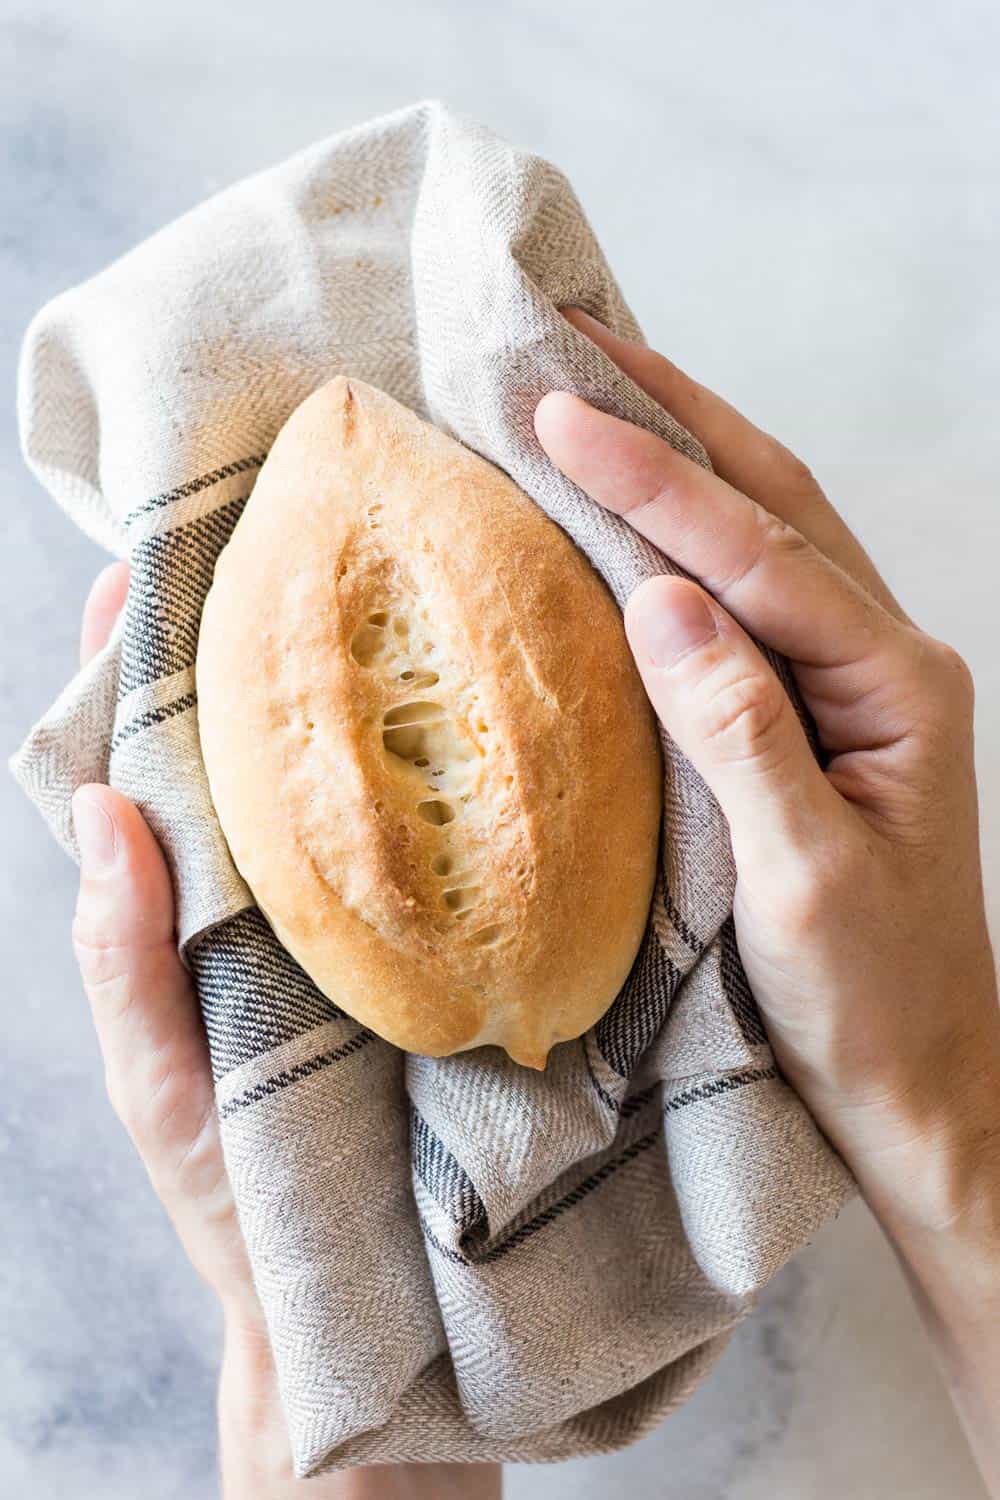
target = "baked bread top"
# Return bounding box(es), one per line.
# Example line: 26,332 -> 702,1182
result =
196,378 -> 662,1068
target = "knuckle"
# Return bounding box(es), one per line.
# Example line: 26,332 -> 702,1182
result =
123,1062 -> 189,1157
700,668 -> 788,768
71,916 -> 129,989
775,444 -> 820,499
764,828 -> 875,940
103,1064 -> 136,1134
722,508 -> 811,594
777,860 -> 831,937
755,429 -> 822,498
897,634 -> 976,744
758,510 -> 812,561
104,1057 -> 168,1145
928,639 -> 975,708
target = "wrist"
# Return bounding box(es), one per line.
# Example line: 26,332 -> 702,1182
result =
768,948 -> 1000,1238
808,1014 -> 1000,1242
856,1095 -> 1000,1249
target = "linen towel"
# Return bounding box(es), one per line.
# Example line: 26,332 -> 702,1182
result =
12,100 -> 852,1476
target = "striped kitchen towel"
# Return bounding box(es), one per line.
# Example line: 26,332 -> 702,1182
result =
11,100 -> 851,1477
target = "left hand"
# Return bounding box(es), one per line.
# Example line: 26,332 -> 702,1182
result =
71,562 -> 501,1499
73,561 -> 252,1315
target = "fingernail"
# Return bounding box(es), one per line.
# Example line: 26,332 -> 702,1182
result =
632,584 -> 718,668
73,791 -> 119,872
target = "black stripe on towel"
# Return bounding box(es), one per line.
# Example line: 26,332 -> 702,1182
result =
420,1064 -> 777,1268
191,909 -> 345,1080
123,454 -> 266,527
663,1064 -> 777,1114
421,1125 -> 664,1267
660,881 -> 706,957
718,917 -> 769,1047
594,924 -> 683,1078
410,1107 -> 486,1231
217,1027 -> 376,1119
119,494 -> 248,695
110,689 -> 198,751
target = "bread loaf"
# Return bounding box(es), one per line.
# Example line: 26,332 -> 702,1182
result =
196,378 -> 662,1068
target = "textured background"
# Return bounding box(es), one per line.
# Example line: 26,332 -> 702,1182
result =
2,2 -> 997,1496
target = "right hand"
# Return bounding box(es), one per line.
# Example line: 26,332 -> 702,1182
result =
539,313 -> 1000,1492
536,310 -> 1000,1238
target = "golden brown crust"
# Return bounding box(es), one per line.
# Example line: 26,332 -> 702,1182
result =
196,378 -> 661,1068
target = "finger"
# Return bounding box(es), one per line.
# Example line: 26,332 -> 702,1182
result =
534,390 -> 911,702
80,561 -> 130,667
561,307 -> 903,618
625,575 -> 843,866
71,785 -> 213,1160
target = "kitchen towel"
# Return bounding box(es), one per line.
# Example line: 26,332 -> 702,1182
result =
12,101 -> 851,1476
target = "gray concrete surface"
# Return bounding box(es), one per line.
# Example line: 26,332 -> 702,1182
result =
2,1 -> 998,1495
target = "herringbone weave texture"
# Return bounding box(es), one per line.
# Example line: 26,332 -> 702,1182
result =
12,102 -> 852,1476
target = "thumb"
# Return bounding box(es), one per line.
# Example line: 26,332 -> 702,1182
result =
625,577 -> 840,866
71,784 -> 213,1163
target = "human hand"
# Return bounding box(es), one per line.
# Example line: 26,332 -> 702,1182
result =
73,562 -> 283,1493
536,309 -> 999,1230
71,564 -> 501,1500
536,311 -> 1000,1492
72,562 -> 253,1317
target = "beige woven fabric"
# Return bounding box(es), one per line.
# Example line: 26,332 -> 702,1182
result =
12,101 -> 852,1477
